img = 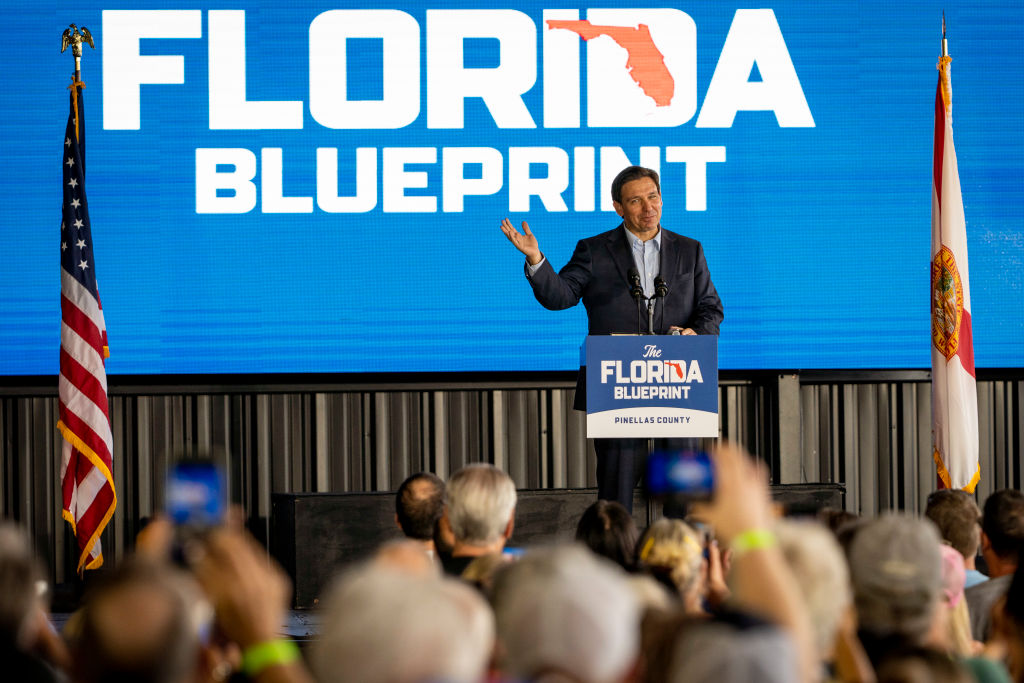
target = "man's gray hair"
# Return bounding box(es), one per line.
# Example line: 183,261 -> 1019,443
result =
492,545 -> 640,683
310,566 -> 494,683
446,464 -> 517,545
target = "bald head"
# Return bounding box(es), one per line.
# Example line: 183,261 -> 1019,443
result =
72,560 -> 206,683
396,473 -> 445,541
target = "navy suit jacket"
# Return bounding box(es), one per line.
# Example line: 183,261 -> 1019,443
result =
527,224 -> 723,409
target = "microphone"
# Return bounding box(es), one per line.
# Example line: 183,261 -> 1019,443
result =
654,275 -> 668,299
627,268 -> 644,301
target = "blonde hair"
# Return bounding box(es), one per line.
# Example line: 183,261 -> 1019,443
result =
947,591 -> 975,657
461,552 -> 511,592
636,519 -> 704,597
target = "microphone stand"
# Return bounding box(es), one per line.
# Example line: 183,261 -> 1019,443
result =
628,269 -> 645,335
652,276 -> 669,336
632,271 -> 667,336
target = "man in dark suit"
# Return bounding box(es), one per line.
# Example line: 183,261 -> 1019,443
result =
500,166 -> 723,511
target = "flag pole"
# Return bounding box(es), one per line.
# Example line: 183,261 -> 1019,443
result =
938,15 -> 952,112
930,12 -> 980,493
59,21 -> 116,574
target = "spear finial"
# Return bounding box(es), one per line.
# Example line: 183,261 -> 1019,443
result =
941,12 -> 948,57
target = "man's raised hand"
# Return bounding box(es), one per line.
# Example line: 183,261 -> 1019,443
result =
500,218 -> 543,266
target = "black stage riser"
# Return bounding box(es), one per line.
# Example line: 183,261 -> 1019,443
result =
272,484 -> 844,609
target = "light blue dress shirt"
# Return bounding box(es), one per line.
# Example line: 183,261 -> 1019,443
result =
624,227 -> 661,298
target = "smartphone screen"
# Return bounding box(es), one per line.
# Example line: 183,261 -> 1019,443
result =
166,460 -> 225,528
646,451 -> 714,501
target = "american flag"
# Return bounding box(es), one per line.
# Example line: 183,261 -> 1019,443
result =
57,77 -> 116,572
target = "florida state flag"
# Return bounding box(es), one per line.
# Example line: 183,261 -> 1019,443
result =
931,31 -> 979,492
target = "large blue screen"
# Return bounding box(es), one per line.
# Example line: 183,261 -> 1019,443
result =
2,2 -> 1022,374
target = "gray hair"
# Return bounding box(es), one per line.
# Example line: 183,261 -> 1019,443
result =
492,545 -> 639,683
310,566 -> 494,683
0,523 -> 42,645
446,464 -> 517,545
775,519 -> 852,659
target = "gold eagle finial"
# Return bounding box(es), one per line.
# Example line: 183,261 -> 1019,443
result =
61,24 -> 95,58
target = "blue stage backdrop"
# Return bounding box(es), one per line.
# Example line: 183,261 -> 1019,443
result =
2,2 -> 1022,375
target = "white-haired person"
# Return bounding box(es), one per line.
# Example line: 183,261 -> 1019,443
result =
491,545 -> 641,683
775,518 -> 873,683
310,565 -> 494,683
439,464 -> 518,577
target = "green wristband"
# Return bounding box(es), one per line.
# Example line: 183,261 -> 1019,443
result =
730,528 -> 777,556
241,639 -> 300,677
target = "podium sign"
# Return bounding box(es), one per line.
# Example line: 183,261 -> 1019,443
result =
585,336 -> 719,438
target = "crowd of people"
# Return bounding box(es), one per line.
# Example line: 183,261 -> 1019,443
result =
4,443 -> 1024,682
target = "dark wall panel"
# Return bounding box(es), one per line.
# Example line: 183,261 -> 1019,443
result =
2,374 -> 1021,585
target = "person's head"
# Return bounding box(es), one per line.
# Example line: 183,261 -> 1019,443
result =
576,500 -> 639,571
70,559 -> 209,683
667,619 -> 800,683
937,543 -> 974,657
460,552 -> 512,594
938,543 -> 967,610
924,489 -> 981,561
444,464 -> 517,549
395,472 -> 445,541
875,645 -> 973,683
817,507 -> 860,537
635,518 -> 704,603
611,166 -> 662,237
1005,560 -> 1024,627
0,523 -> 43,648
848,513 -> 943,642
997,561 -> 1024,680
310,566 -> 493,683
491,545 -> 639,683
434,514 -> 456,556
775,519 -> 852,661
981,489 -> 1024,565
